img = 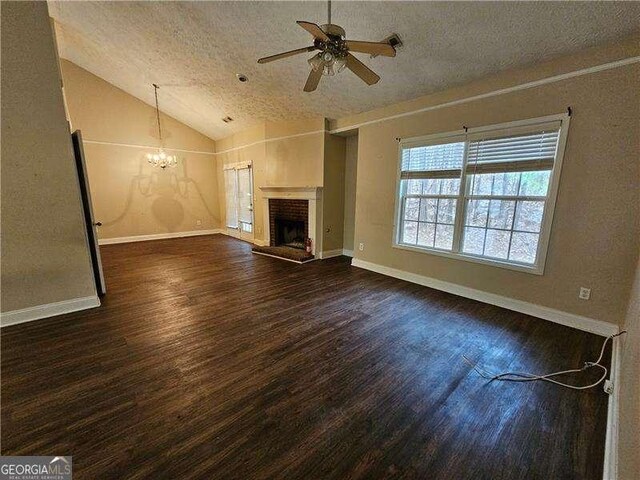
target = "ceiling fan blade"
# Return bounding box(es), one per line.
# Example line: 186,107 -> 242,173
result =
297,21 -> 330,42
345,40 -> 396,57
345,53 -> 380,85
303,66 -> 323,92
258,46 -> 316,64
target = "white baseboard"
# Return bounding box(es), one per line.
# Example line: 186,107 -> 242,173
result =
216,230 -> 268,246
603,336 -> 622,480
99,229 -> 222,245
1,296 -> 101,328
321,249 -> 345,259
319,249 -> 354,259
351,258 -> 618,337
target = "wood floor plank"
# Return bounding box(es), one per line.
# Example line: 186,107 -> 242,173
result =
1,234 -> 609,479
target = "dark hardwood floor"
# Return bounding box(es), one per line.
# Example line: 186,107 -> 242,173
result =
2,234 -> 610,479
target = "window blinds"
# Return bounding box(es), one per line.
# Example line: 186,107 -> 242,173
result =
400,141 -> 465,179
400,123 -> 562,178
466,128 -> 560,174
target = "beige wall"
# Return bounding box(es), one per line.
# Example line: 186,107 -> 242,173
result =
322,133 -> 346,252
1,2 -> 96,312
59,60 -> 221,239
264,119 -> 325,188
216,118 -> 325,244
330,35 -> 640,133
618,252 -> 640,479
343,135 -> 358,253
350,58 -> 639,326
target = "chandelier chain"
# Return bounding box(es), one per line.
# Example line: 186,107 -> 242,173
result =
153,83 -> 162,143
146,83 -> 177,168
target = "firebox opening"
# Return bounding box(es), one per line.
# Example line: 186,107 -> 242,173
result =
275,218 -> 306,250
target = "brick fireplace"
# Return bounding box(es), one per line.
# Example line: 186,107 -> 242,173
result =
259,186 -> 323,256
269,199 -> 309,248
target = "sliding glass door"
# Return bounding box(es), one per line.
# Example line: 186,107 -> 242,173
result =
224,164 -> 254,241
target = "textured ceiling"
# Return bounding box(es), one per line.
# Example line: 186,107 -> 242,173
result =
49,1 -> 640,140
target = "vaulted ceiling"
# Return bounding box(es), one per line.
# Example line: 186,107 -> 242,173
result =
49,1 -> 640,140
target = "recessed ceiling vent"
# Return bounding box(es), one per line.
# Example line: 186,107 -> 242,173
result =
222,116 -> 234,123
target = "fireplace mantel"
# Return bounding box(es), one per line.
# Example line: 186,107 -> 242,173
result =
259,186 -> 322,200
259,186 -> 323,255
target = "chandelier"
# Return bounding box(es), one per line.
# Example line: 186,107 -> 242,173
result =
146,83 -> 177,169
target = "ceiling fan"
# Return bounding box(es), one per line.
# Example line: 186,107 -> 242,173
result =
257,0 -> 397,92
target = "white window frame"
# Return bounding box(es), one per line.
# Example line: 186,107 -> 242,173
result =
392,113 -> 570,275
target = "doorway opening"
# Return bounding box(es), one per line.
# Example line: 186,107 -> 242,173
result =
224,164 -> 254,241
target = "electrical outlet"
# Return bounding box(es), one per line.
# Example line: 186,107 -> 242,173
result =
358,243 -> 364,251
196,219 -> 202,226
579,287 -> 591,300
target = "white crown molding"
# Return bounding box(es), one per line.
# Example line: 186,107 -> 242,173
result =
603,336 -> 622,480
99,229 -> 222,245
351,258 -> 618,337
215,129 -> 326,155
82,139 -> 216,155
83,129 -> 324,156
1,296 -> 100,328
330,56 -> 640,134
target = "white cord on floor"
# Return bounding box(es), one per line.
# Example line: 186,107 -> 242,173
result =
463,331 -> 627,390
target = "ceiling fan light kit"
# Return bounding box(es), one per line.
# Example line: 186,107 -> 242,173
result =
257,1 -> 397,92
